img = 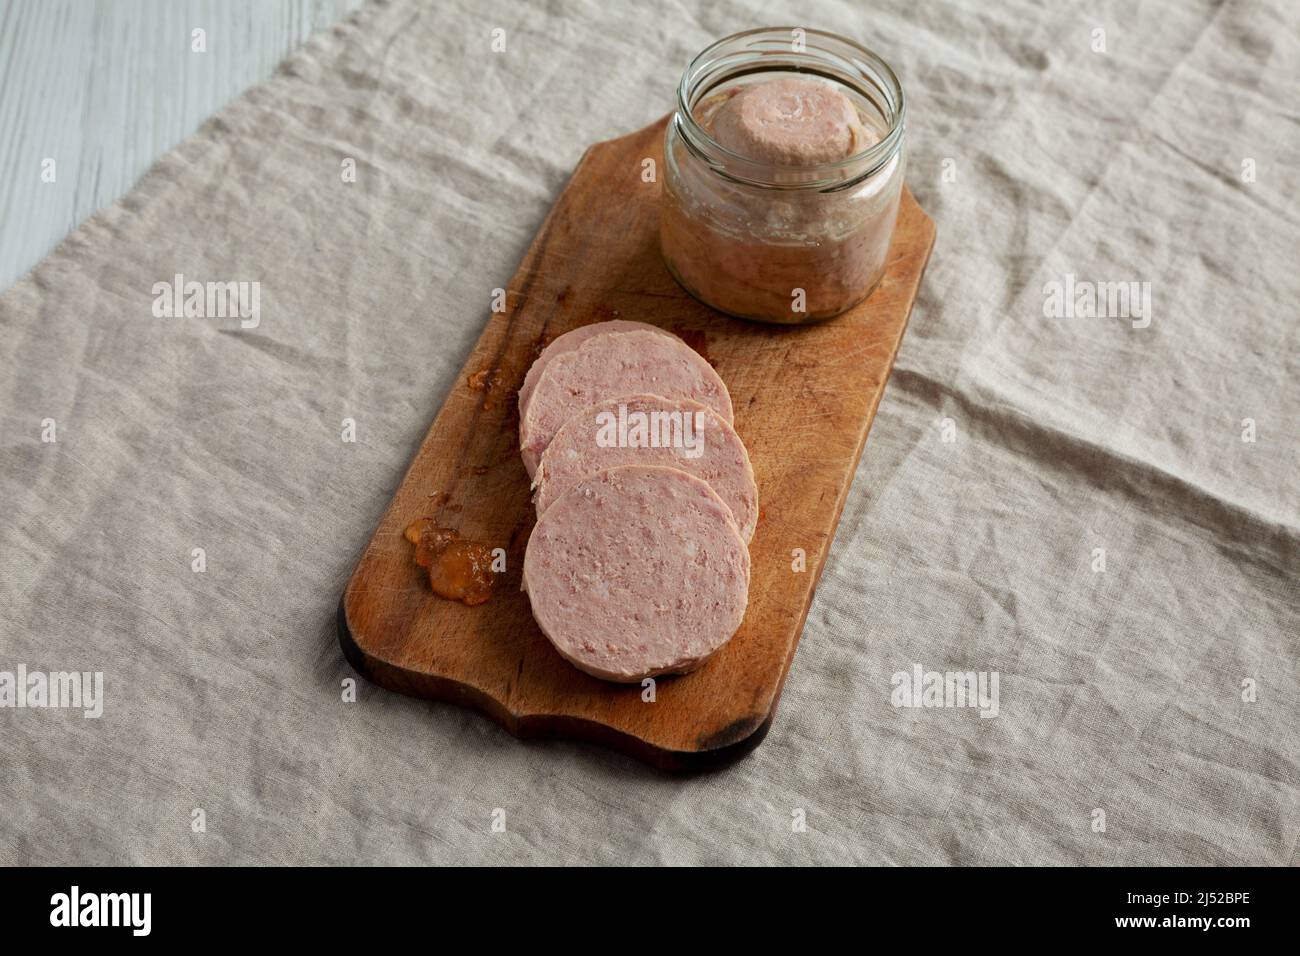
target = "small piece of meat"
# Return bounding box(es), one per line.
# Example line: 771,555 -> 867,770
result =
522,465 -> 750,682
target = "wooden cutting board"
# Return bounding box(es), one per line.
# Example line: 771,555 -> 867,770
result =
338,115 -> 935,770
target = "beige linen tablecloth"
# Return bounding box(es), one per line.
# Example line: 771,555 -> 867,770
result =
1,0 -> 1296,865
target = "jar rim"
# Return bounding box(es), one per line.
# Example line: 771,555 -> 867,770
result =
675,27 -> 907,190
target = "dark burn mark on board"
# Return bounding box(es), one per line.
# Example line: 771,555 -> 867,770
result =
507,517 -> 533,553
668,325 -> 714,367
526,332 -> 549,365
695,712 -> 766,752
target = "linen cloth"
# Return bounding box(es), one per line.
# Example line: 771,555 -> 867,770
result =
1,0 -> 1296,865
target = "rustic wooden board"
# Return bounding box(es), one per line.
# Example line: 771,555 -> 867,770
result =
339,115 -> 935,770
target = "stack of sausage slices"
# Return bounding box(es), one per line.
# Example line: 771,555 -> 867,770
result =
519,320 -> 756,683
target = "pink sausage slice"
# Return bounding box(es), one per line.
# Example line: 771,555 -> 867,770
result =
534,394 -> 758,542
523,465 -> 750,682
519,330 -> 733,478
518,320 -> 678,426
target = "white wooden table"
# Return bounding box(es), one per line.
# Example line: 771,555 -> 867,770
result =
0,0 -> 364,290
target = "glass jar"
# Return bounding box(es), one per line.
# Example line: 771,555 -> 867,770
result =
661,27 -> 907,324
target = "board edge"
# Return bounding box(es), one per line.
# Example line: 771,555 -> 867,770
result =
337,596 -> 772,773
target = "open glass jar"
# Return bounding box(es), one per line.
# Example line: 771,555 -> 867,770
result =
661,28 -> 907,324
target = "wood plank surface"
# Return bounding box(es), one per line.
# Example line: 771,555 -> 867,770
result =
340,115 -> 935,770
0,0 -> 364,290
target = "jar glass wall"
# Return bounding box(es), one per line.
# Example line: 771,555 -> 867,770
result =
660,28 -> 907,324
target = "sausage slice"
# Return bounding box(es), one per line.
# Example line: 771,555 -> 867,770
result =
518,320 -> 677,427
519,330 -> 733,477
523,465 -> 750,682
533,394 -> 758,542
